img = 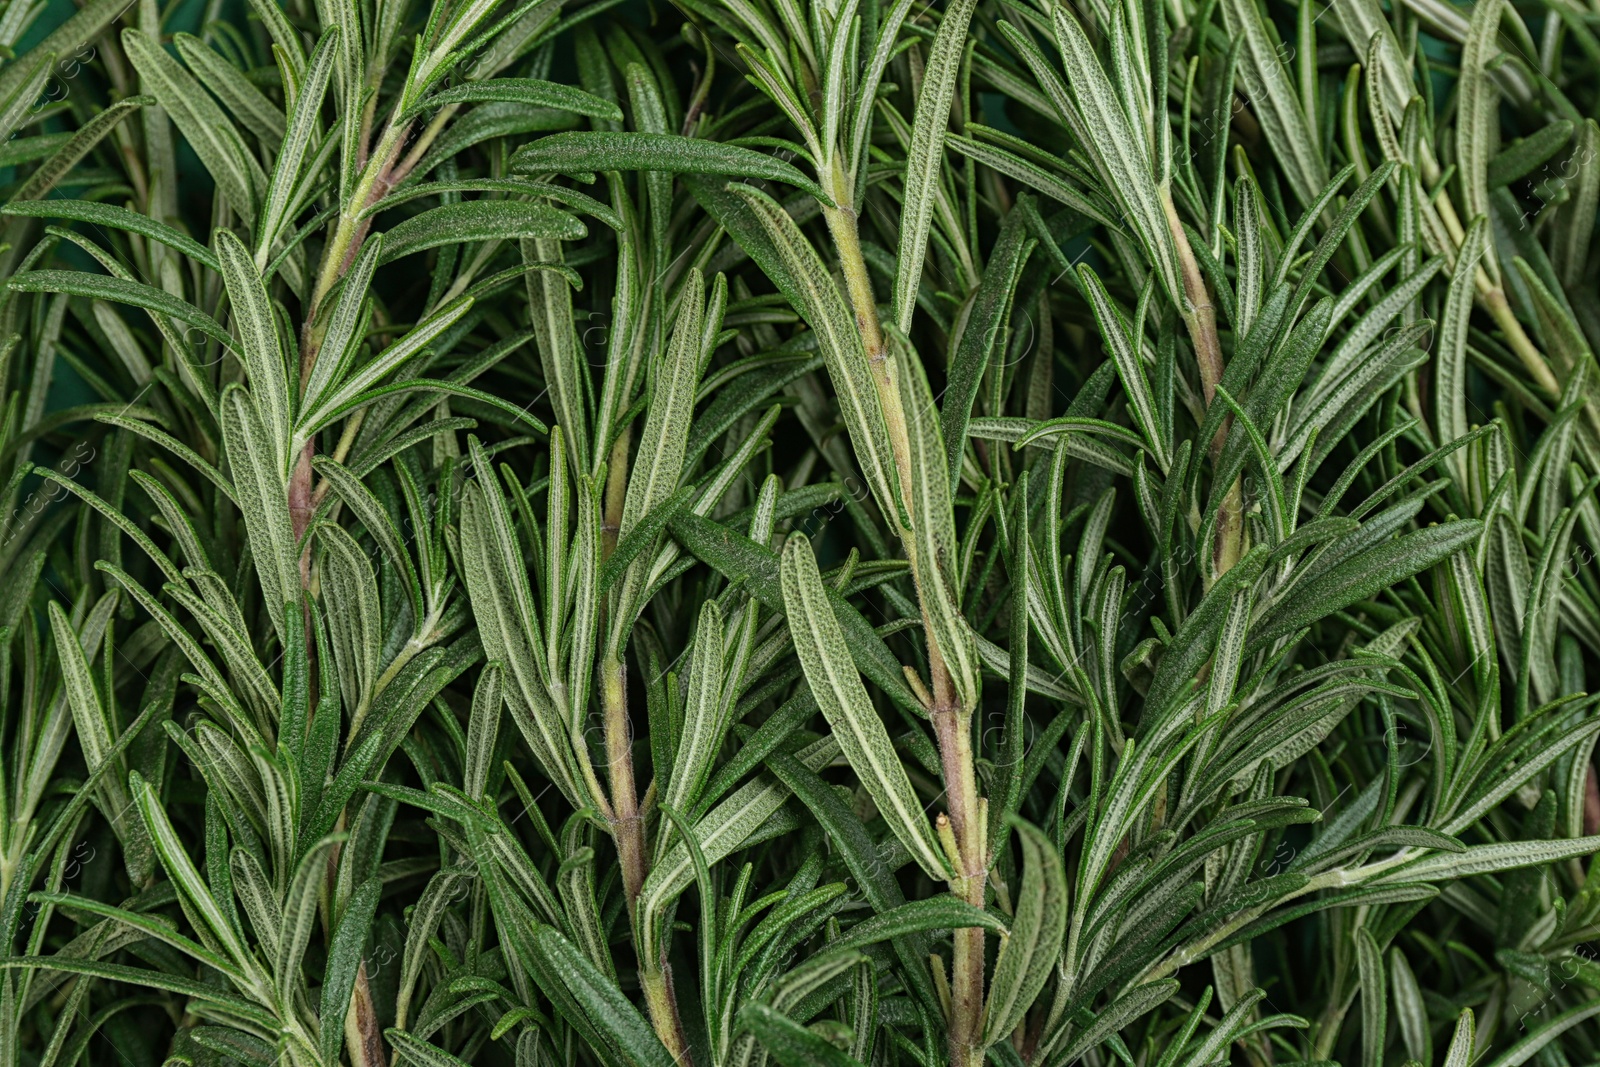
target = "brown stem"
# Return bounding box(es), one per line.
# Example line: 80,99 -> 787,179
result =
290,440 -> 317,547
1164,187 -> 1244,585
931,692 -> 981,869
1211,481 -> 1246,579
1174,275 -> 1225,406
592,388 -> 679,1052
935,700 -> 986,1067
290,438 -> 318,654
595,392 -> 688,1057
603,651 -> 693,1062
343,961 -> 388,1067
601,426 -> 631,561
1159,185 -> 1224,409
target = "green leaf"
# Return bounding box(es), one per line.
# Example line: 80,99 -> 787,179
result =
660,600 -> 727,830
97,563 -> 256,732
618,269 -> 704,544
8,270 -> 231,348
827,897 -> 1008,956
1435,218 -> 1490,454
1367,835 -> 1600,884
463,664 -> 504,803
123,28 -> 266,219
458,440 -> 585,807
895,331 -> 981,709
277,839 -> 338,1002
780,534 -> 948,881
684,173 -> 802,303
1356,927 -> 1386,1067
527,924 -> 677,1067
982,816 -> 1068,1046
1488,121 -> 1574,188
892,0 -> 978,334
1457,0 -> 1503,233
1079,266 -> 1170,472
397,867 -> 475,1029
639,740 -> 834,937
367,177 -> 623,230
129,772 -> 255,976
0,53 -> 53,147
943,208 -> 1037,485
760,750 -> 943,1016
665,507 -> 919,715
726,183 -> 899,524
220,386 -> 299,646
512,131 -> 830,203
297,296 -> 476,437
318,523 -> 382,723
1551,119 -> 1597,289
25,891 -> 230,975
1049,980 -> 1179,1065
216,230 -> 292,478
388,1031 -> 475,1067
1031,7 -> 1180,306
522,231 -> 588,473
1482,1000 -> 1600,1067
1391,948 -> 1432,1065
321,878 -> 381,1066
174,33 -> 285,145
378,200 -> 586,263
0,133 -> 70,170
741,1003 -> 867,1067
256,26 -> 339,261
599,485 -> 694,594
1443,1010 -> 1476,1067
1220,0 -> 1328,206
0,956 -> 275,1028
45,601 -> 149,884
944,132 -> 1119,228
0,0 -> 122,106
6,95 -> 150,204
1253,521 -> 1482,647
300,236 -> 379,419
3,200 -> 219,270
408,78 -> 622,120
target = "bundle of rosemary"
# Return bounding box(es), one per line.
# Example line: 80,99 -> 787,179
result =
1,0 -> 1597,1063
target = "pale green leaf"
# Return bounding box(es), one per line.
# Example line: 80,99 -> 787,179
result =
982,816 -> 1067,1045
891,0 -> 977,334
780,535 -> 947,881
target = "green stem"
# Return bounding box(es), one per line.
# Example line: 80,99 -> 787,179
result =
1483,285 -> 1562,396
640,963 -> 693,1065
601,654 -> 646,908
601,650 -> 692,1062
822,156 -> 987,1067
309,117 -> 412,326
